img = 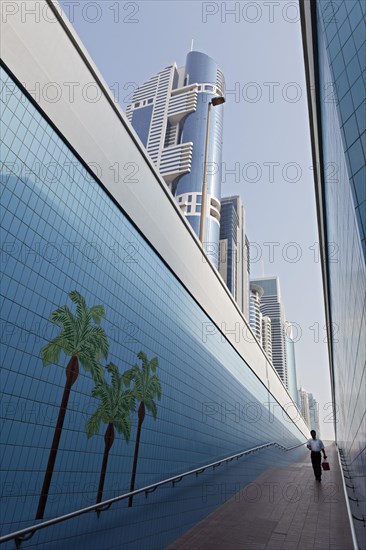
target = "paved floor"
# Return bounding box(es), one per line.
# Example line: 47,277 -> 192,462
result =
166,442 -> 354,550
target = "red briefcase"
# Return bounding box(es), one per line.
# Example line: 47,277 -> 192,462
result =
322,461 -> 330,471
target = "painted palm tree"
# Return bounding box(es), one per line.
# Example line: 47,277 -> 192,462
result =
124,351 -> 162,507
86,362 -> 135,509
36,290 -> 109,519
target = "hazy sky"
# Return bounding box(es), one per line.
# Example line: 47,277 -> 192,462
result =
58,0 -> 334,438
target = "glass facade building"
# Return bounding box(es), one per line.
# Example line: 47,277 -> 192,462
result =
250,277 -> 289,388
298,388 -> 311,428
249,283 -> 264,344
308,393 -> 321,436
249,283 -> 273,364
126,52 -> 225,267
285,324 -> 300,408
219,195 -> 250,319
1,4 -> 309,547
301,1 -> 366,547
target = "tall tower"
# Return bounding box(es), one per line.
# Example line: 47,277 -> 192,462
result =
126,51 -> 225,266
251,276 -> 288,387
249,283 -> 273,363
249,282 -> 264,344
261,315 -> 273,364
219,196 -> 250,318
299,387 -> 311,428
308,393 -> 320,436
285,321 -> 300,407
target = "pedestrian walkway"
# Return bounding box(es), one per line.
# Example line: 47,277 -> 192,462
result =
166,442 -> 354,550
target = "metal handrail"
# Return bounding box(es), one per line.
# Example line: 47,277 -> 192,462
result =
336,446 -> 360,550
0,440 -> 305,545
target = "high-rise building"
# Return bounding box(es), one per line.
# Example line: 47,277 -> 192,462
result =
261,315 -> 273,364
251,276 -> 288,387
285,322 -> 300,407
249,282 -> 273,363
313,399 -> 320,436
249,282 -> 264,344
308,393 -> 320,436
219,195 -> 250,318
299,388 -> 311,428
126,51 -> 225,266
301,1 -> 365,544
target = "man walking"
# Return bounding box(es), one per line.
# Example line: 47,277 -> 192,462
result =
307,430 -> 327,481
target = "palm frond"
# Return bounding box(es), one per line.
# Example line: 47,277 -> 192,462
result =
100,385 -> 112,417
114,413 -> 131,441
145,399 -> 158,420
87,326 -> 109,358
49,306 -> 76,347
41,339 -> 63,366
79,344 -> 104,369
137,351 -> 149,375
119,390 -> 136,412
49,305 -> 72,326
149,357 -> 159,373
149,376 -> 162,400
69,290 -> 87,322
89,305 -> 105,324
61,335 -> 76,357
76,309 -> 91,348
131,376 -> 145,401
91,382 -> 104,399
106,362 -> 120,392
79,342 -> 108,382
122,367 -> 136,386
85,406 -> 104,438
41,330 -> 76,365
137,351 -> 147,362
84,357 -> 105,384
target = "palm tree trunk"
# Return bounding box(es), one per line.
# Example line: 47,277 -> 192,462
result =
96,423 -> 115,505
128,402 -> 145,507
36,355 -> 79,519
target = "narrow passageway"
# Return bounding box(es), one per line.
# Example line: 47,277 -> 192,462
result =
166,442 -> 354,550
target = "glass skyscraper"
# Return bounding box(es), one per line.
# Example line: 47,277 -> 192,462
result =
249,282 -> 273,363
219,195 -> 250,319
126,52 -> 225,267
250,277 -> 288,387
285,322 -> 300,408
308,393 -> 321,436
301,1 -> 365,546
298,387 -> 311,428
249,283 -> 264,343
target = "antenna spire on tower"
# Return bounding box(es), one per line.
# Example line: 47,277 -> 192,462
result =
190,39 -> 194,52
